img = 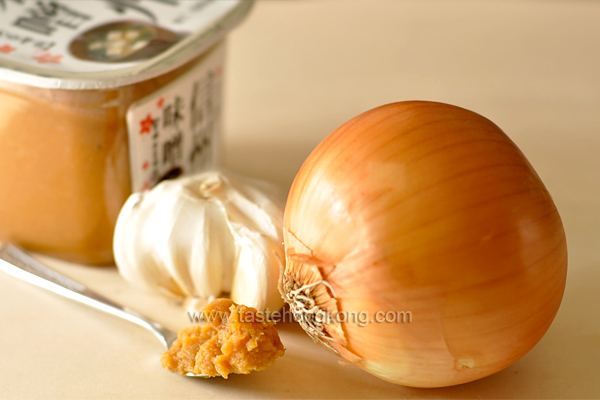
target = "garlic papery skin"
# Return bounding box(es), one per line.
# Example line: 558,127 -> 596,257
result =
114,171 -> 285,312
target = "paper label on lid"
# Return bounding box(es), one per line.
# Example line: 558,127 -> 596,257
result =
0,0 -> 239,73
126,42 -> 223,192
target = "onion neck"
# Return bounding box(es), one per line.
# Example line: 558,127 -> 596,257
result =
280,229 -> 363,364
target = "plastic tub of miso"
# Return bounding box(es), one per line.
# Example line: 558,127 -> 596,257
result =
0,0 -> 253,264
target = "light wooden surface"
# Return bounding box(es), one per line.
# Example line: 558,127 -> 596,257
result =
1,1 -> 599,398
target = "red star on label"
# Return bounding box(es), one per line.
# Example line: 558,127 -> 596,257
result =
157,97 -> 165,108
140,114 -> 154,134
141,181 -> 151,191
0,44 -> 16,54
142,161 -> 149,171
32,52 -> 62,64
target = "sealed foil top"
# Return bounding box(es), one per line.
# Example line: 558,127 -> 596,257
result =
0,0 -> 252,89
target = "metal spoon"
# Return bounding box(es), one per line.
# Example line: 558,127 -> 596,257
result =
0,244 -> 209,378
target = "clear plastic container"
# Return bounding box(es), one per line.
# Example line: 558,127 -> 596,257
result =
0,1 -> 253,264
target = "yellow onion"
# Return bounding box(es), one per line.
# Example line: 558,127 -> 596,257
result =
280,101 -> 567,388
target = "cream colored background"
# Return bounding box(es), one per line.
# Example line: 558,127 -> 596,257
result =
1,1 -> 599,398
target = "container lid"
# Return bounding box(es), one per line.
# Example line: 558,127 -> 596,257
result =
0,0 -> 253,89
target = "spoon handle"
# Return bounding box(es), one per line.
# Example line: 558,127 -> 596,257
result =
0,244 -> 175,348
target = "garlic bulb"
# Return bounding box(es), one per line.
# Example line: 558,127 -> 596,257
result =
114,171 -> 285,312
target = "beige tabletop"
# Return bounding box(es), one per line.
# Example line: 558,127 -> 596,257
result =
1,1 -> 600,399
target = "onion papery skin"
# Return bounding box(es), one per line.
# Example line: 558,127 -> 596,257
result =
281,101 -> 567,388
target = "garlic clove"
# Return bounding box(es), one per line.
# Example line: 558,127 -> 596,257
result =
148,185 -> 199,297
114,192 -> 183,298
186,200 -> 236,298
229,222 -> 284,313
